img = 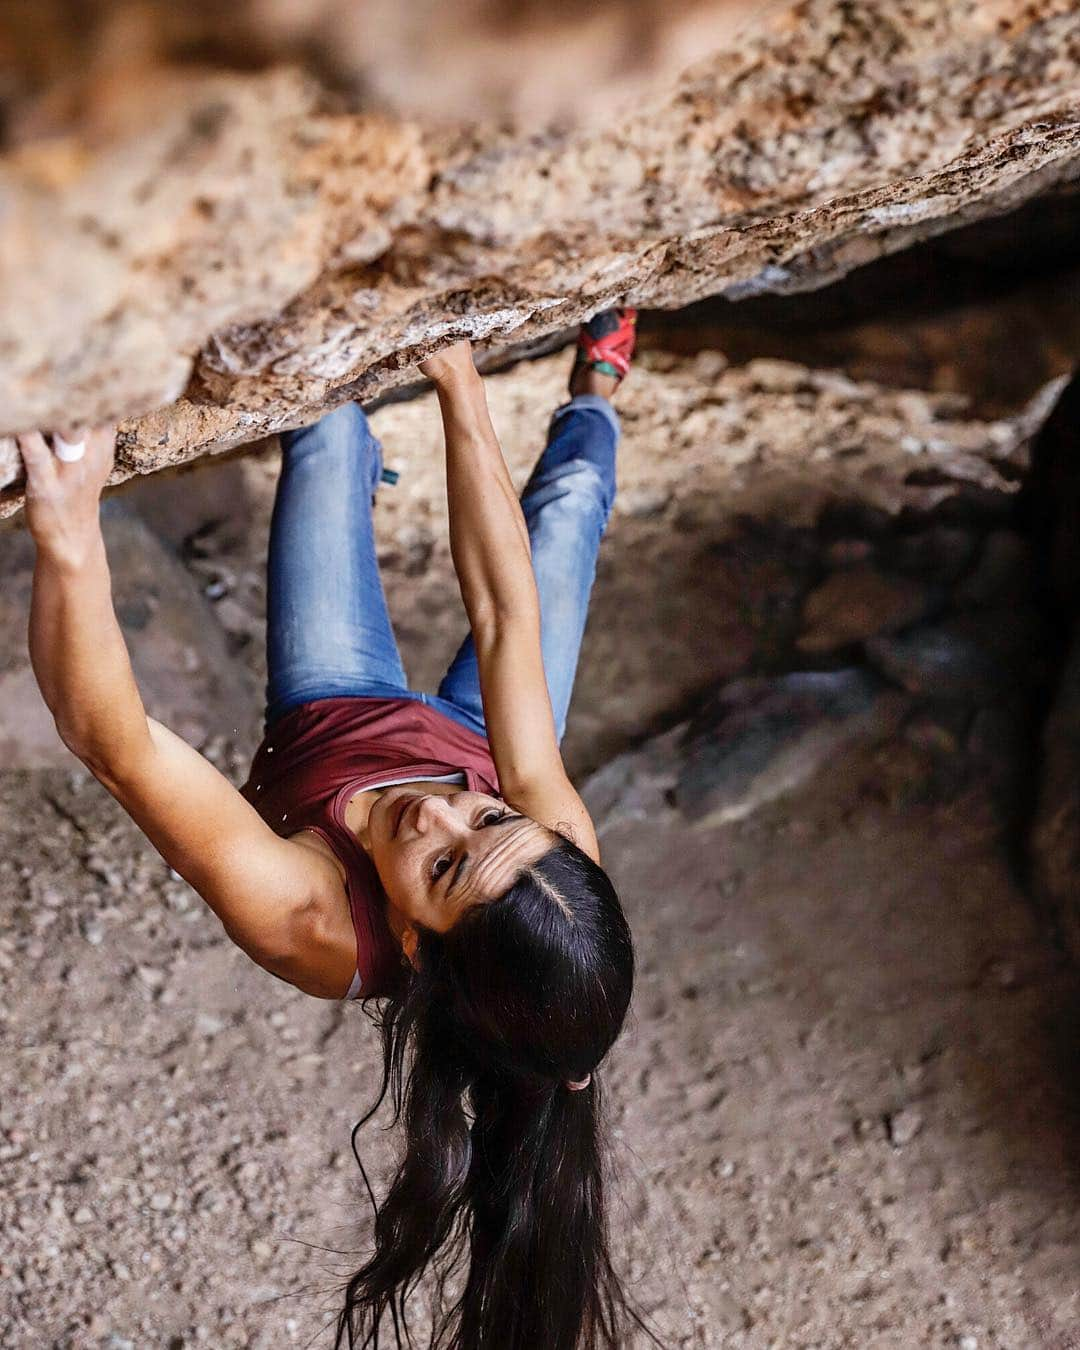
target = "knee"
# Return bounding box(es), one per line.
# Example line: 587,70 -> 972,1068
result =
282,403 -> 383,492
323,403 -> 381,460
533,460 -> 615,528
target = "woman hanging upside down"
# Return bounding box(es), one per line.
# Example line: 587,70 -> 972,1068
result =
18,308 -> 651,1350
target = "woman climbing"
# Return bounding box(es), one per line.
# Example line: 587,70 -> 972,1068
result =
19,308 -> 649,1350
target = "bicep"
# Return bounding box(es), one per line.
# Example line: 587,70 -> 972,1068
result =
83,717 -> 325,967
472,619 -> 600,863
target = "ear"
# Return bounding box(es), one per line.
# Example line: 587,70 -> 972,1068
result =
400,923 -> 421,971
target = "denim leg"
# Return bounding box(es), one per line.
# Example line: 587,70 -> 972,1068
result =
264,403 -> 410,730
435,393 -> 619,742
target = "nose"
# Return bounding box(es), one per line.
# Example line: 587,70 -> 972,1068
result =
414,793 -> 461,834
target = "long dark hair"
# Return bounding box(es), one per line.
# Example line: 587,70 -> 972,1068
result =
333,835 -> 642,1350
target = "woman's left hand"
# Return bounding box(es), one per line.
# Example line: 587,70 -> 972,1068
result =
17,425 -> 117,568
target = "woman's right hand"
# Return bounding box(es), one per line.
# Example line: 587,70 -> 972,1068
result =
419,339 -> 475,386
17,425 -> 116,568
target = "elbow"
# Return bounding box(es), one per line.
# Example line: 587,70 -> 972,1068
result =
54,717 -> 152,783
55,719 -> 98,768
468,592 -> 541,646
53,707 -> 110,766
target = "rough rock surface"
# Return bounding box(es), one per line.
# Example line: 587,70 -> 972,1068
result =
797,567 -> 932,652
3,1 -> 1080,509
641,190 -> 1080,419
673,669 -> 908,825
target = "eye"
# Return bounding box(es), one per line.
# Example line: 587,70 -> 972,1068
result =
431,854 -> 453,882
477,808 -> 508,827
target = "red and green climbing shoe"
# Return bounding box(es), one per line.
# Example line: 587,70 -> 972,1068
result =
572,307 -> 638,384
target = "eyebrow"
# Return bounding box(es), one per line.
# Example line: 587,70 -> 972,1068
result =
446,813 -> 526,898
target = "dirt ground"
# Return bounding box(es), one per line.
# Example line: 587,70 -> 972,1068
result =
2,349 -> 1079,1347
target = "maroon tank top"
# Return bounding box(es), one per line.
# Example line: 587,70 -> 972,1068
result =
239,697 -> 500,998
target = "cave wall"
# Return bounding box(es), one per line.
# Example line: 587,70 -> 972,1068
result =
2,1 -> 1080,512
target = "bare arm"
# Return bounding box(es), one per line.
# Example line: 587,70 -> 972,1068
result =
18,428 -> 334,980
422,345 -> 599,860
20,428 -> 145,758
430,355 -> 537,631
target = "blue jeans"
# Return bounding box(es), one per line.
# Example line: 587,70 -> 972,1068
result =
264,393 -> 619,741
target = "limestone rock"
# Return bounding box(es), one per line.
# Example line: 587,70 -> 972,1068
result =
627,197 -> 1080,421
3,2 -> 1080,510
797,567 -> 931,653
673,669 -> 907,826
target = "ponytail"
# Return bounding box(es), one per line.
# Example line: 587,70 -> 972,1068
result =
334,838 -> 650,1350
460,1073 -> 619,1349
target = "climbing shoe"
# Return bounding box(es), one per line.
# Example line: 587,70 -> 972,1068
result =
572,306 -> 638,384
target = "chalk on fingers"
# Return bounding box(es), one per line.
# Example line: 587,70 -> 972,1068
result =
53,433 -> 86,463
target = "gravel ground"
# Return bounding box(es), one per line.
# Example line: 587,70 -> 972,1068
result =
4,724 -> 1079,1347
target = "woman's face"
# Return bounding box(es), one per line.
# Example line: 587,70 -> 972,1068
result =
368,787 -> 553,937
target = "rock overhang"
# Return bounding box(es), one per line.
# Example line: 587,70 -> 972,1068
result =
3,0 -> 1080,513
